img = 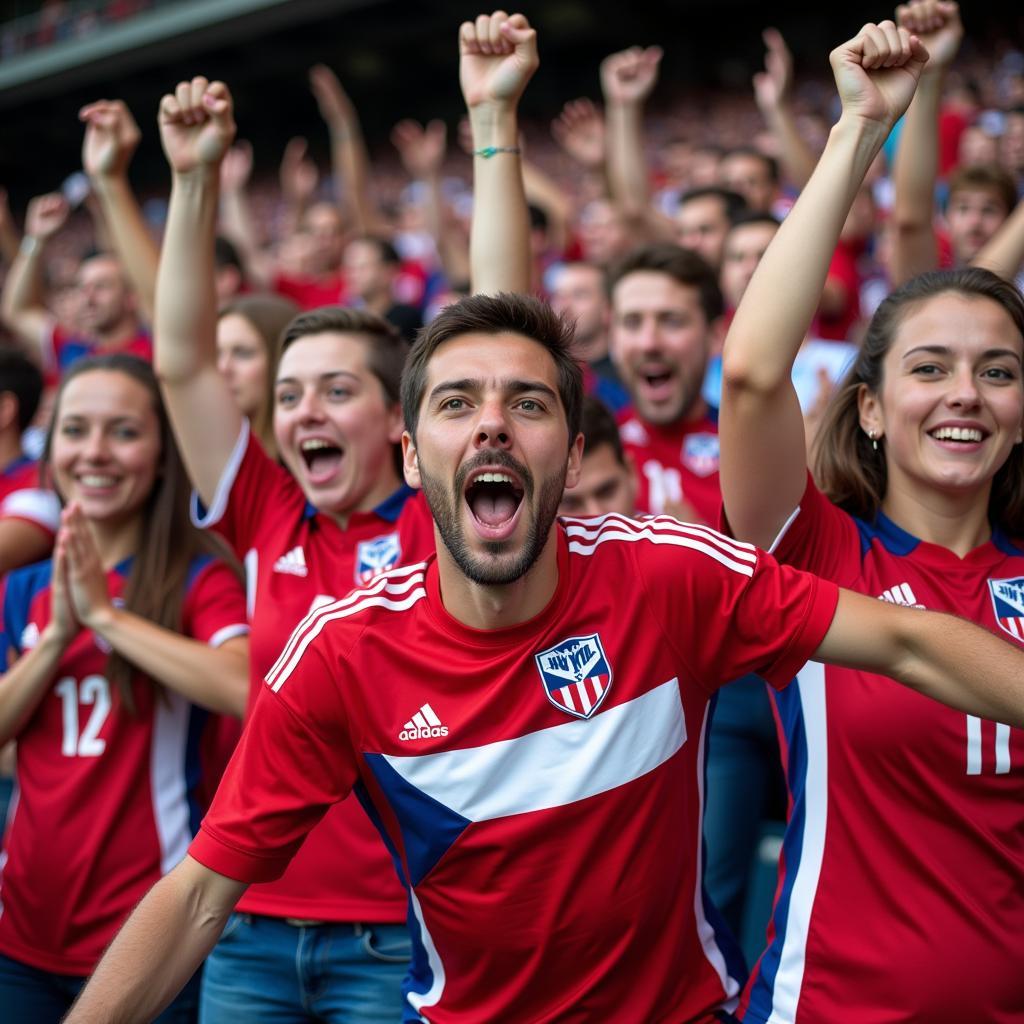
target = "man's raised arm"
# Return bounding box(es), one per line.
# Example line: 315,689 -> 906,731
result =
65,857 -> 246,1023
460,10 -> 538,295
79,99 -> 160,323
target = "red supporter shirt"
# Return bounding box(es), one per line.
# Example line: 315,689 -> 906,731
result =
43,322 -> 153,388
0,456 -> 59,539
618,412 -> 721,524
273,271 -> 347,310
0,556 -> 248,974
739,477 -> 1024,1024
812,241 -> 862,342
192,515 -> 839,1022
192,420 -> 435,921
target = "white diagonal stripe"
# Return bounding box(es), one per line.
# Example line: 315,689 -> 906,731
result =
421,704 -> 442,727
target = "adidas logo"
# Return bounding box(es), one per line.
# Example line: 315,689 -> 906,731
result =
399,703 -> 448,741
877,582 -> 925,609
273,546 -> 308,577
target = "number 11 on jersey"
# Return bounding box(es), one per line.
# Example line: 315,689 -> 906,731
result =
965,715 -> 1011,775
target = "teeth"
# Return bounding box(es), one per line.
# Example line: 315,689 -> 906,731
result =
80,475 -> 117,487
300,439 -> 334,451
932,427 -> 983,442
475,472 -> 515,485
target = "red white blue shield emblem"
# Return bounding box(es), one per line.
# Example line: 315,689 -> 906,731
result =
681,433 -> 720,478
535,633 -> 613,720
355,533 -> 401,585
989,576 -> 1024,643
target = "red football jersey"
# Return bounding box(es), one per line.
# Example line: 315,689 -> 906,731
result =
193,420 -> 435,921
272,271 -> 347,310
192,515 -> 839,1022
740,477 -> 1024,1024
618,413 -> 722,524
0,556 -> 248,974
43,322 -> 153,388
0,456 -> 59,538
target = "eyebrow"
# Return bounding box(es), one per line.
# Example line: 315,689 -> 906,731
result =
427,378 -> 560,403
275,370 -> 361,386
901,345 -> 1023,365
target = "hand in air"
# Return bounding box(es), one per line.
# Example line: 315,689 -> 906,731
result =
459,11 -> 539,111
158,76 -> 236,174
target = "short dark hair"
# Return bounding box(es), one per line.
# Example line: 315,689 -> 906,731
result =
946,163 -> 1017,216
402,292 -> 583,444
214,235 -> 244,272
351,235 -> 402,267
727,210 -> 781,233
678,186 -> 748,222
606,243 -> 724,323
723,146 -> 780,183
280,305 -> 408,404
0,349 -> 43,432
580,395 -> 626,465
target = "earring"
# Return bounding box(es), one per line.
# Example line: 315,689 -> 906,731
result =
867,429 -> 879,451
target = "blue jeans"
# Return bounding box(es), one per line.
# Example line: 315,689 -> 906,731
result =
0,952 -> 200,1023
703,676 -> 785,940
200,913 -> 410,1024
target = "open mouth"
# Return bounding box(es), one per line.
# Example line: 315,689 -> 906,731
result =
465,470 -> 526,540
299,437 -> 345,484
637,366 -> 675,400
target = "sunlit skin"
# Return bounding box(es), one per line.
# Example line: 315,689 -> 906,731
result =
301,202 -> 346,275
49,370 -> 161,563
559,443 -> 636,518
273,332 -> 403,527
610,271 -> 720,426
859,293 -> 1024,550
946,187 -> 1010,264
549,263 -> 610,363
675,195 -> 731,270
403,332 -> 582,629
216,313 -> 269,418
75,255 -> 136,338
720,221 -> 778,309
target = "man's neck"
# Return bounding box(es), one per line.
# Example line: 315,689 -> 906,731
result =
435,528 -> 561,631
97,316 -> 141,346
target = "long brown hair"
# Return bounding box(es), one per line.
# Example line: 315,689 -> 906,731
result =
43,354 -> 239,713
218,294 -> 300,458
812,268 -> 1024,536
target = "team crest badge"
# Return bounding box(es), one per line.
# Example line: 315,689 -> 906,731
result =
988,576 -> 1024,642
535,633 -> 613,720
681,433 -> 720,478
355,533 -> 401,585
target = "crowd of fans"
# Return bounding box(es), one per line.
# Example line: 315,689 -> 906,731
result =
0,2 -> 1022,1022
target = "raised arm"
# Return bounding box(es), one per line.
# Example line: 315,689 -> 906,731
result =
600,46 -> 675,241
65,855 -> 246,1024
218,140 -> 274,289
0,193 -> 68,356
753,28 -> 818,190
79,99 -> 160,322
154,77 -> 244,507
817,587 -> 1024,728
460,10 -> 538,295
720,23 -> 927,549
972,195 -> 1024,281
889,0 -> 963,286
309,64 -> 387,236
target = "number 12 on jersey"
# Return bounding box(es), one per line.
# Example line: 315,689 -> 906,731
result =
55,675 -> 111,757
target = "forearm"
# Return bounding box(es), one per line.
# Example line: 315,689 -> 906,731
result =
521,159 -> 571,253
156,169 -> 220,382
604,102 -> 649,219
723,115 -> 885,393
470,104 -> 530,295
890,72 -> 941,284
0,243 -> 49,349
220,187 -> 273,289
763,103 -> 817,190
66,857 -> 245,1024
329,119 -> 380,235
88,607 -> 247,716
90,175 -> 159,322
0,629 -> 67,744
972,198 -> 1024,281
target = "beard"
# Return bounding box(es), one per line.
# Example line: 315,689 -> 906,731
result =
419,448 -> 567,586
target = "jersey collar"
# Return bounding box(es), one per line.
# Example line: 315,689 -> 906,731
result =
302,483 -> 416,525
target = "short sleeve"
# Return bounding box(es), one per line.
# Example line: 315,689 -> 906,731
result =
181,558 -> 249,647
0,488 -> 61,536
189,419 -> 304,557
634,518 -> 839,694
767,472 -> 862,586
189,643 -> 358,883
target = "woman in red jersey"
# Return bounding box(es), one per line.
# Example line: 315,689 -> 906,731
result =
0,355 -> 249,1023
719,11 -> 1024,1024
